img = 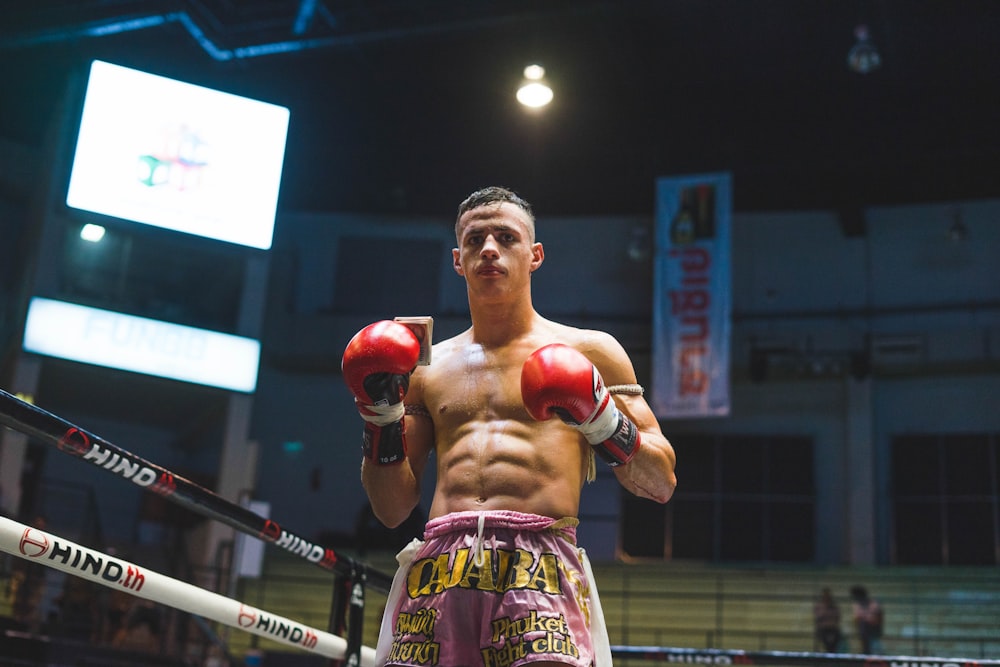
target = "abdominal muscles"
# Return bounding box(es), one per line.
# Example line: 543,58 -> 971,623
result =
429,416 -> 585,520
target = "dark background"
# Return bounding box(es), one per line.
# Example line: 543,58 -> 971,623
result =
1,0 -> 998,220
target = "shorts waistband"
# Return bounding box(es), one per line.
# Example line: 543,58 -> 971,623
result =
424,510 -> 578,540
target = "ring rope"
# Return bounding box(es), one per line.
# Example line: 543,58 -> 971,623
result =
0,516 -> 377,666
609,644 -> 1000,666
0,388 -> 392,592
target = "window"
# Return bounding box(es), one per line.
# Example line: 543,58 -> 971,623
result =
622,435 -> 815,562
892,433 -> 1000,565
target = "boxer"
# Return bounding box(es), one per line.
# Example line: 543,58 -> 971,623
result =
343,186 -> 677,666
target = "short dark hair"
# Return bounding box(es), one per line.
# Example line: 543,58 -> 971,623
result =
456,186 -> 535,240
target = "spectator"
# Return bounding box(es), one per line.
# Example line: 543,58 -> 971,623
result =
813,587 -> 842,652
53,575 -> 98,641
850,585 -> 883,654
99,588 -> 133,645
111,599 -> 162,653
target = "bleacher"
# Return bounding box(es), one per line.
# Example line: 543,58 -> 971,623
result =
595,560 -> 1000,660
226,553 -> 1000,664
5,547 -> 998,665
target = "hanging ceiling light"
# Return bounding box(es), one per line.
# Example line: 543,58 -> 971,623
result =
516,64 -> 553,108
80,223 -> 106,242
847,24 -> 881,74
948,208 -> 968,242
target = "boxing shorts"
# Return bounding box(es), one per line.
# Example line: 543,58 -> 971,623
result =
375,510 -> 612,666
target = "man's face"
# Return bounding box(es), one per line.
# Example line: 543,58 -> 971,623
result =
452,202 -> 543,297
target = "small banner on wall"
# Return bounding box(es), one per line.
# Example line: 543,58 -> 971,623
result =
652,172 -> 732,418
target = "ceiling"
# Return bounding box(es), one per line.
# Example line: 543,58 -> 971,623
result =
1,0 -> 999,220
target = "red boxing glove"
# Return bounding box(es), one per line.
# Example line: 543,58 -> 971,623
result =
521,343 -> 640,466
342,320 -> 421,465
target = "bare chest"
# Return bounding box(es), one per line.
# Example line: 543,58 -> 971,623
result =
422,345 -> 530,423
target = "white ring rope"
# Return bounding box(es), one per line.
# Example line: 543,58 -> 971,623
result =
0,516 -> 376,666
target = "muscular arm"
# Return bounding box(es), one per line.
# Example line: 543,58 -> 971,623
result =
361,386 -> 435,529
344,320 -> 436,528
612,392 -> 677,503
581,332 -> 677,503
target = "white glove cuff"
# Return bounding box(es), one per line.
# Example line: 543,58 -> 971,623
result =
359,401 -> 405,427
577,397 -> 619,444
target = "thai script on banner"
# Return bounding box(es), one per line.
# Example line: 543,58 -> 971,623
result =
652,172 -> 732,418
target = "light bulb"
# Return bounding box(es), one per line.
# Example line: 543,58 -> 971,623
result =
517,64 -> 553,108
847,24 -> 881,74
523,64 -> 545,81
517,82 -> 553,107
80,223 -> 106,242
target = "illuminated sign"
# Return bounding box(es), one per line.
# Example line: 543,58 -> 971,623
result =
66,60 -> 289,250
23,297 -> 260,392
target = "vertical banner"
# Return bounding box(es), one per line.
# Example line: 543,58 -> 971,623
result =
652,172 -> 732,418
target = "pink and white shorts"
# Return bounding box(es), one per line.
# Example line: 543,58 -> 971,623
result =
375,510 -> 611,667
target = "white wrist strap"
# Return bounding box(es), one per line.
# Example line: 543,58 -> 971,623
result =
359,401 -> 405,427
576,395 -> 619,444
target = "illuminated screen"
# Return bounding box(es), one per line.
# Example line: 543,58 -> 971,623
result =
23,297 -> 260,393
65,60 -> 289,250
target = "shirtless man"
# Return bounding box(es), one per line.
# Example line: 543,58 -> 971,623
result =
343,186 -> 677,666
